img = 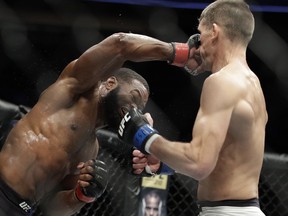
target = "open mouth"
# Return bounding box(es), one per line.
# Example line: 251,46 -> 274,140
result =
120,107 -> 129,117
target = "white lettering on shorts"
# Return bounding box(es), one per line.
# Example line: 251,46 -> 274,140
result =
19,201 -> 32,212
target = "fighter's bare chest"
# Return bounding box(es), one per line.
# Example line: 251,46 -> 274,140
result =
37,110 -> 97,154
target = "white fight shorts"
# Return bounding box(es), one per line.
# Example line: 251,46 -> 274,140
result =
198,206 -> 266,216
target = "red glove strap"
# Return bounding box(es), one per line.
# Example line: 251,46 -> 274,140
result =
171,43 -> 189,67
75,185 -> 96,203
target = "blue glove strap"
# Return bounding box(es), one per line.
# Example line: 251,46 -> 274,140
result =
133,124 -> 156,149
158,162 -> 174,175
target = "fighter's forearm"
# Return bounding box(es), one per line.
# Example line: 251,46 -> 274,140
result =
114,32 -> 173,62
82,33 -> 173,64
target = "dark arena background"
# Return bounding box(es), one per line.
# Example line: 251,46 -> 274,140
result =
1,0 -> 288,215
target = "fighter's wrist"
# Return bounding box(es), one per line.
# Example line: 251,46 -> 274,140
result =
75,185 -> 96,203
167,42 -> 189,67
143,162 -> 174,177
156,162 -> 175,175
144,133 -> 160,154
133,124 -> 158,154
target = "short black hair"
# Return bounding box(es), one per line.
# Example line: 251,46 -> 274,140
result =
112,67 -> 150,94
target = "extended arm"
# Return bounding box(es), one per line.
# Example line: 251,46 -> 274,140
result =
57,33 -> 172,94
37,32 -> 199,111
58,33 -> 200,94
118,75 -> 236,180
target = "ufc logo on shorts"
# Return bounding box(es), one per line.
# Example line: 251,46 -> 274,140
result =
19,201 -> 32,212
118,112 -> 131,137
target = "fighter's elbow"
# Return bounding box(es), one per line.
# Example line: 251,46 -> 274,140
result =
112,32 -> 127,40
189,162 -> 214,181
111,32 -> 142,59
109,32 -> 131,56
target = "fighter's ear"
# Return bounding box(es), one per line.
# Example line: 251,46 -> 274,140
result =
212,23 -> 220,40
99,76 -> 118,97
105,76 -> 118,90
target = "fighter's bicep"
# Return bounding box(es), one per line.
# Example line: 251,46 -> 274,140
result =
193,108 -> 231,147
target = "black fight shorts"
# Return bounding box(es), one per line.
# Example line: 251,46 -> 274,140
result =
0,178 -> 36,216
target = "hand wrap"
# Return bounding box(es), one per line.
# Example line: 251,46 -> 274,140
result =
156,162 -> 174,175
118,108 -> 159,155
75,160 -> 108,203
168,33 -> 200,67
143,162 -> 174,176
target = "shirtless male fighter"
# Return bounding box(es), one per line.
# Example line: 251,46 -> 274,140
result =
0,23 -> 203,214
119,0 -> 268,215
0,32 -> 181,215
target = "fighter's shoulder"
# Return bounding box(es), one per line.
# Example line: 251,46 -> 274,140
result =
203,71 -> 245,108
206,67 -> 247,91
56,59 -> 78,80
203,71 -> 231,91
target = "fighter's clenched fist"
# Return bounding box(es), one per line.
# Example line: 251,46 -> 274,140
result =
75,159 -> 108,203
118,108 -> 159,155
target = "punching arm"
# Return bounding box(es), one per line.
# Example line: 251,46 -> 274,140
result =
168,34 -> 200,67
62,33 -> 200,94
